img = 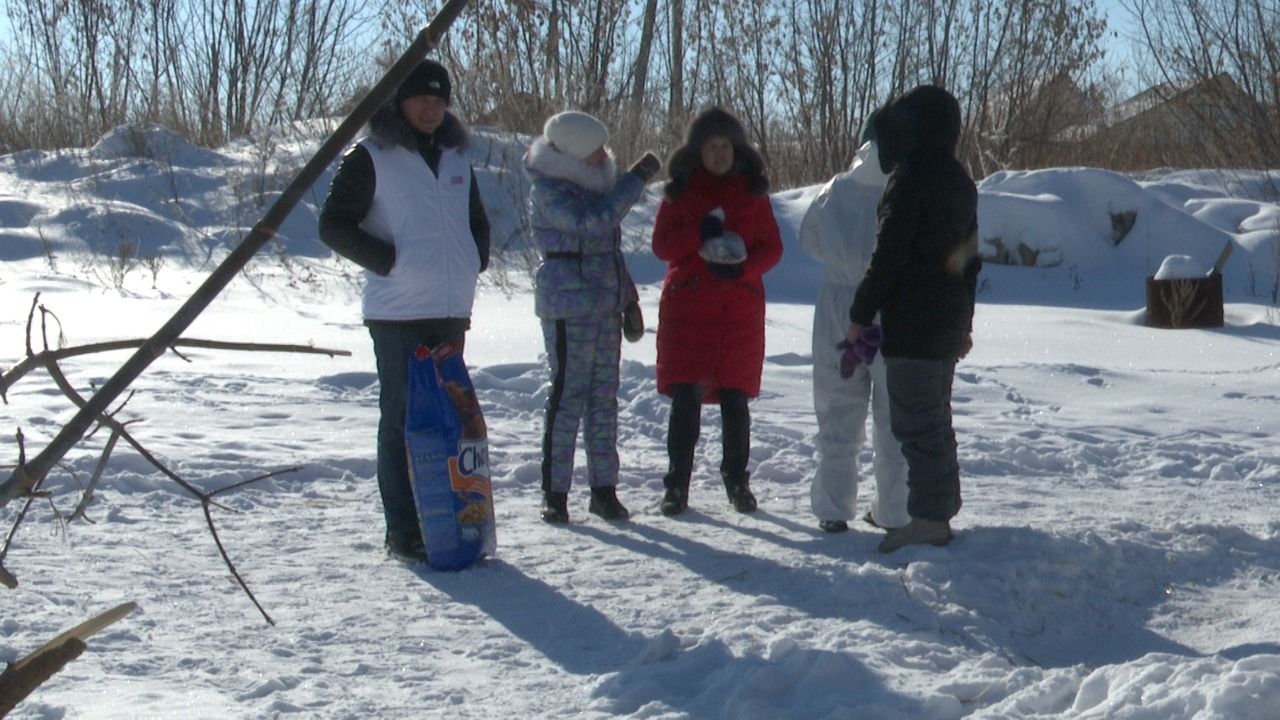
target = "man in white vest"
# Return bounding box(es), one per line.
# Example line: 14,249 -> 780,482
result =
319,59 -> 490,561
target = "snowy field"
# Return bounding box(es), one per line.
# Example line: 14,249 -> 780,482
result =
1,124 -> 1280,718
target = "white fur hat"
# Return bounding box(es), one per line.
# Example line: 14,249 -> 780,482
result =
543,111 -> 609,160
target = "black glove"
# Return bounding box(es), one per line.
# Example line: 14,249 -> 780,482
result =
629,152 -> 662,182
707,262 -> 743,280
622,300 -> 645,342
699,214 -> 724,241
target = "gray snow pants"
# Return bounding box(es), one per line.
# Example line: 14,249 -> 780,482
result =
884,356 -> 962,521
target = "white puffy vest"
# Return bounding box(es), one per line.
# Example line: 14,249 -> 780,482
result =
358,139 -> 480,321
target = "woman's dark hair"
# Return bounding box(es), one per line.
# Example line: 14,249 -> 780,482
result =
663,106 -> 769,201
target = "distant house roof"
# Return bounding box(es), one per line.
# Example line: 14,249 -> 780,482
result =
1105,72 -> 1250,126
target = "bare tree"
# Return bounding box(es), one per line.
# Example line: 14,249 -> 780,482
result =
1124,0 -> 1280,168
962,0 -> 1107,174
777,0 -> 882,181
621,0 -> 660,158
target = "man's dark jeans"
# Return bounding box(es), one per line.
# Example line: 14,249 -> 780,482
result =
369,320 -> 468,547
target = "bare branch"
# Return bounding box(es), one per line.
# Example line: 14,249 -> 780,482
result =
201,501 -> 274,626
2,0 -> 470,505
68,430 -> 120,522
3,335 -> 351,400
210,466 -> 303,497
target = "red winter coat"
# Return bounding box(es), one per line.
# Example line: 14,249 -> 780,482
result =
652,168 -> 783,401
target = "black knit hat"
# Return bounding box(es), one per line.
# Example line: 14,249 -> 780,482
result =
396,60 -> 452,105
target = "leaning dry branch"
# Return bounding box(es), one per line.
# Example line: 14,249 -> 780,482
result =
0,0 -> 470,509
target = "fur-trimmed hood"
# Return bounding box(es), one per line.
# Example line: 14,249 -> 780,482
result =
367,99 -> 470,152
524,136 -> 617,195
664,106 -> 769,201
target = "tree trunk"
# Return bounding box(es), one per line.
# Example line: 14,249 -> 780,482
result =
668,0 -> 685,134
627,0 -> 659,147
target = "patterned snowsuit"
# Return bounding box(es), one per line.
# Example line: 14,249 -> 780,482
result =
525,137 -> 646,493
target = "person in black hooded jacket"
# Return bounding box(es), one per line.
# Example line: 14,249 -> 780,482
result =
319,59 -> 490,562
846,84 -> 980,553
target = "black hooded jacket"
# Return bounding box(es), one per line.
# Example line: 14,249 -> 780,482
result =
849,85 -> 980,360
318,102 -> 490,277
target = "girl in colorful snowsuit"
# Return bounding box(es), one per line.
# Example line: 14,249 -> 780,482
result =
651,107 -> 783,515
525,111 -> 661,523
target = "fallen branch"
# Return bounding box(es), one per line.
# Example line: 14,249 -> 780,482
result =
0,602 -> 137,715
3,333 -> 350,402
68,430 -> 120,522
1,302 -> 301,623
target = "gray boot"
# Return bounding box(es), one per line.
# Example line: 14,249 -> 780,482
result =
877,518 -> 951,553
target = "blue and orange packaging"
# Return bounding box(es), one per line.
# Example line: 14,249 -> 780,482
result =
405,342 -> 496,570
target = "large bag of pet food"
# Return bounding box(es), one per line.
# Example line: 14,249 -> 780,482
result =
405,343 -> 496,570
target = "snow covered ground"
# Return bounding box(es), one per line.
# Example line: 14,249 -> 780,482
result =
2,124 -> 1280,719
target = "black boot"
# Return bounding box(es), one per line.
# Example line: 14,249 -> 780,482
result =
660,473 -> 689,516
385,529 -> 427,562
541,490 -> 569,524
718,391 -> 754,513
589,485 -> 630,520
662,385 -> 699,517
722,473 -> 757,513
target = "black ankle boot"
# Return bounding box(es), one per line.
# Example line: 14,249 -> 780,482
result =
385,530 -> 427,562
660,473 -> 689,516
660,485 -> 685,516
722,473 -> 757,513
589,485 -> 630,520
541,491 -> 569,524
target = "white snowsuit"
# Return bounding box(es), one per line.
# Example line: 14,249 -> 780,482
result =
800,141 -> 910,529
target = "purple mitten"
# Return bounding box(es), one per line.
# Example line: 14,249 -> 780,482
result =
836,324 -> 883,379
853,324 -> 882,364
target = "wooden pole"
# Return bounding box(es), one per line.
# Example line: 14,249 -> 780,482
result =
0,0 -> 471,505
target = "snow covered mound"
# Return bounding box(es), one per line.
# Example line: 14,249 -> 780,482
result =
89,124 -> 228,168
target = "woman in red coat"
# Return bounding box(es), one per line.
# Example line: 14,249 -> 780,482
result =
652,107 -> 783,515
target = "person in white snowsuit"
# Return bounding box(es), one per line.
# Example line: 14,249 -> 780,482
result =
801,127 -> 910,533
